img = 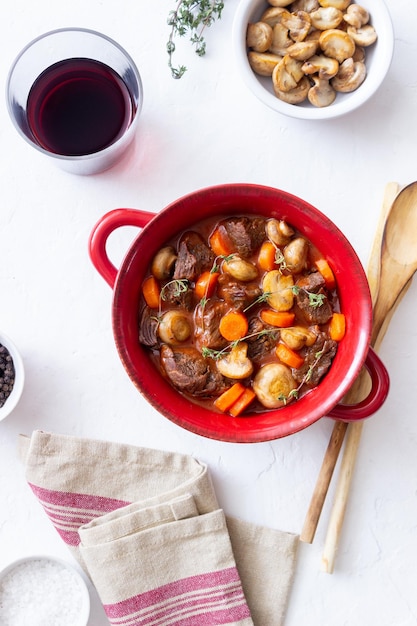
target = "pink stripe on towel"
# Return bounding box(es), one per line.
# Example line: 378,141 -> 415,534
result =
104,567 -> 251,625
28,482 -> 129,545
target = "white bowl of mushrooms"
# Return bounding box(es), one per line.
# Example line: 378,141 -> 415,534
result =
232,0 -> 394,119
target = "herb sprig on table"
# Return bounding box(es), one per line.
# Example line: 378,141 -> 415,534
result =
167,0 -> 225,79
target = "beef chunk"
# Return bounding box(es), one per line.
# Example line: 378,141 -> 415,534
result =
161,280 -> 194,310
217,274 -> 262,310
223,217 -> 266,258
160,345 -> 226,397
173,232 -> 215,281
195,299 -> 228,349
295,272 -> 333,324
292,332 -> 337,387
246,316 -> 278,361
139,307 -> 159,347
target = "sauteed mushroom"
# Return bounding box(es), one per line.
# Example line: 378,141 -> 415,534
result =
347,24 -> 377,47
280,326 -> 317,350
302,54 -> 339,80
284,237 -> 309,273
263,270 -> 294,311
151,246 -> 177,280
223,256 -> 258,281
246,21 -> 273,52
248,51 -> 283,76
253,363 -> 297,408
216,343 -> 254,379
266,219 -> 294,246
158,310 -> 191,344
343,4 -> 369,28
318,0 -> 350,9
319,28 -> 355,63
310,7 -> 344,30
331,58 -> 366,92
308,76 -> 337,107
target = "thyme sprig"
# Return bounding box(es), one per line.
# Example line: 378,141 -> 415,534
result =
277,348 -> 326,404
160,278 -> 189,301
167,0 -> 225,79
291,285 -> 326,308
202,328 -> 277,360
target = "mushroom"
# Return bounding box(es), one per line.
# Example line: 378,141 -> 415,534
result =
269,23 -> 293,56
291,0 -> 319,12
347,24 -> 377,47
308,76 -> 337,107
319,28 -> 355,63
253,363 -> 297,408
246,21 -> 273,52
331,58 -> 366,92
268,0 -> 293,5
273,76 -> 310,104
287,40 -> 319,61
280,326 -> 317,350
318,0 -> 350,9
283,237 -> 309,273
262,270 -> 294,311
343,4 -> 369,28
222,255 -> 258,281
272,54 -> 305,92
310,7 -> 344,30
216,342 -> 253,380
302,54 -> 339,79
260,7 -> 290,27
158,310 -> 191,344
352,45 -> 365,62
248,51 -> 282,76
266,219 -> 294,246
151,246 -> 177,280
280,11 -> 312,42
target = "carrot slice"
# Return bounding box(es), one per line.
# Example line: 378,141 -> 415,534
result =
219,311 -> 249,341
214,382 -> 245,413
258,241 -> 277,272
195,271 -> 220,300
329,312 -> 346,341
276,342 -> 304,369
209,227 -> 234,257
260,309 -> 295,328
142,275 -> 160,309
229,387 -> 256,417
314,258 -> 336,290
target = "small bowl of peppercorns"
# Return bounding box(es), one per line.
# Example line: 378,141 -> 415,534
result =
0,332 -> 24,422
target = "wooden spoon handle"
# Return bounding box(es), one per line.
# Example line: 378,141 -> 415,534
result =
300,183 -> 400,547
321,182 -> 412,574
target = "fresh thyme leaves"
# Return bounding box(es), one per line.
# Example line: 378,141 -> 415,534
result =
278,347 -> 326,403
160,279 -> 189,301
202,329 -> 277,360
167,0 -> 225,79
291,285 -> 326,308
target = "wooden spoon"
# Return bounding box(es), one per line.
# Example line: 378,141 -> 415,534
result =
320,180 -> 417,572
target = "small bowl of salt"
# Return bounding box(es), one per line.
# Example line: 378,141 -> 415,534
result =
0,555 -> 90,626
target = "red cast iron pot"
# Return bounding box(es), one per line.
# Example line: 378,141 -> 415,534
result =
89,184 -> 389,443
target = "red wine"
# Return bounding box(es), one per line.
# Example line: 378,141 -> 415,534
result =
27,58 -> 134,156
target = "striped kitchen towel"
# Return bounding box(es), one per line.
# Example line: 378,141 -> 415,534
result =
20,430 -> 299,626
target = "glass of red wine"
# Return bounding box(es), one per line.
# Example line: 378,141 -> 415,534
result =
6,28 -> 143,175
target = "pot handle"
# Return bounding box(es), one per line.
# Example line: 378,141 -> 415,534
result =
328,347 -> 389,422
89,208 -> 155,288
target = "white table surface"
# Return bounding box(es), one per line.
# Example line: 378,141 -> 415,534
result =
1,1 -> 416,625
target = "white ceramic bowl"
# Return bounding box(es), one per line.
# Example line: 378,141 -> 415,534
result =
0,332 -> 24,422
0,555 -> 90,626
232,0 -> 394,120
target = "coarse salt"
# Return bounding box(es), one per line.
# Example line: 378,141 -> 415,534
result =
0,558 -> 88,626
